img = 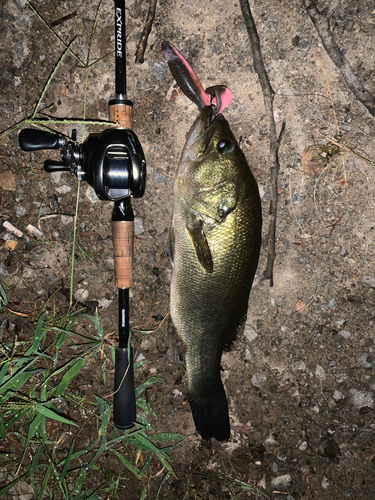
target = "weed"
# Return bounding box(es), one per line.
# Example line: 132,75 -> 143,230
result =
0,309 -> 184,499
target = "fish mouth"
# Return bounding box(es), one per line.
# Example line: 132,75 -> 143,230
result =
184,106 -> 224,159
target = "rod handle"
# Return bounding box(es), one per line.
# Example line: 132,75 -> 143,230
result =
113,347 -> 136,429
108,102 -> 134,129
112,220 -> 133,289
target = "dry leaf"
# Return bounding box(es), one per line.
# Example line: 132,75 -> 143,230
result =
295,299 -> 308,315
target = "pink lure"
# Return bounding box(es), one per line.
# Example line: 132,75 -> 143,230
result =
162,41 -> 232,115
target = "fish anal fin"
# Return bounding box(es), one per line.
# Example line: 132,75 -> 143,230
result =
186,220 -> 213,273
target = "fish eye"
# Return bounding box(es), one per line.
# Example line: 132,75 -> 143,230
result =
217,138 -> 234,154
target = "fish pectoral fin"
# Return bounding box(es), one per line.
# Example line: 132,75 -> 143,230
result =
186,220 -> 213,273
192,182 -> 238,223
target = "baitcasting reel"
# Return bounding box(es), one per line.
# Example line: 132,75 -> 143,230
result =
19,123 -> 146,201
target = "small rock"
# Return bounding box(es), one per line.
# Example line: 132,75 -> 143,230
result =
271,473 -> 292,489
333,390 -> 343,401
85,185 -> 98,203
321,476 -> 333,489
244,324 -> 258,342
153,172 -> 167,183
50,171 -> 63,184
134,217 -> 144,235
136,353 -> 145,362
16,205 -> 26,217
328,298 -> 335,308
265,433 -> 279,448
296,440 -> 308,451
328,360 -> 337,367
55,185 -> 72,194
292,359 -> 306,371
315,365 -> 326,381
172,389 -> 182,397
98,298 -> 113,309
291,194 -> 303,204
348,389 -> 374,410
0,263 -> 8,277
356,352 -> 372,368
0,170 -> 16,190
148,61 -> 167,80
362,275 -> 375,288
270,461 -> 278,472
338,330 -> 351,339
251,371 -> 267,388
334,373 -> 347,383
277,452 -> 287,462
13,39 -> 29,67
74,288 -> 89,303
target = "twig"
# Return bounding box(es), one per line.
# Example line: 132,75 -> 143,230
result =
239,0 -> 282,286
135,0 -> 157,64
301,0 -> 375,116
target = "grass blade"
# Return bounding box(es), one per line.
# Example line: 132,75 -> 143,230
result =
36,404 -> 78,426
59,439 -> 75,482
111,449 -> 144,478
55,357 -> 87,396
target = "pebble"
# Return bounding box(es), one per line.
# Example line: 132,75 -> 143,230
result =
296,440 -> 308,451
333,390 -> 343,401
291,194 -> 303,204
328,298 -> 335,308
16,205 -> 26,217
0,263 -> 8,277
265,432 -> 279,448
348,389 -> 374,409
13,39 -> 29,68
55,185 -> 72,194
85,185 -> 98,203
244,324 -> 258,342
148,62 -> 167,80
334,373 -> 348,383
98,298 -> 113,309
74,289 -> 89,303
134,217 -> 144,235
339,330 -> 351,339
362,275 -> 375,288
356,352 -> 372,368
271,473 -> 292,489
321,476 -> 333,489
153,172 -> 167,183
251,371 -> 267,389
0,170 -> 16,190
292,359 -> 306,371
315,365 -> 326,381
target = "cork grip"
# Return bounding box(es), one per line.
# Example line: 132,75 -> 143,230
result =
112,221 -> 134,288
108,103 -> 134,129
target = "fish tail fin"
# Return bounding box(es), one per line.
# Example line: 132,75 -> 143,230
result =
189,387 -> 230,441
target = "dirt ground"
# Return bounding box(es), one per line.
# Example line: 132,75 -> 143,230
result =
1,0 -> 375,498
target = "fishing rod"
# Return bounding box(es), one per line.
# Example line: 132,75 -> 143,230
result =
18,0 -> 146,430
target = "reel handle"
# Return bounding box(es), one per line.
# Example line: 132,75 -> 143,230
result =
44,160 -> 71,173
19,129 -> 64,151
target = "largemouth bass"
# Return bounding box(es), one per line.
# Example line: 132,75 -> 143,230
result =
164,42 -> 262,441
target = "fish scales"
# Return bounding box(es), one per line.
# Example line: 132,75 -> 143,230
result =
169,107 -> 262,441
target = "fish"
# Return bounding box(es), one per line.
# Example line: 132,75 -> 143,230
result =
164,42 -> 262,441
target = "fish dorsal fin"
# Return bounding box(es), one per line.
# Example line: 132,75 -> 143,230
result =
186,220 -> 213,273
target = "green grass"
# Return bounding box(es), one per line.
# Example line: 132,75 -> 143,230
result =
0,308 -> 184,499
